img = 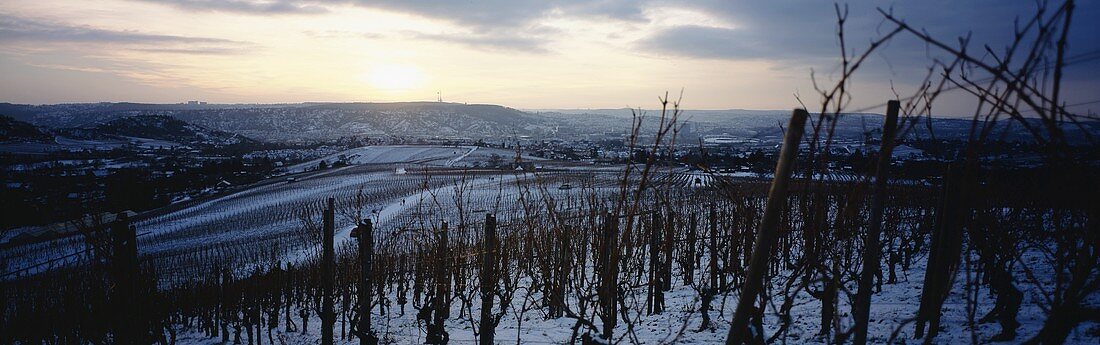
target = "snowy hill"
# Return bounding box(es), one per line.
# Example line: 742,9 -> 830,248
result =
284,145 -> 545,172
0,102 -> 552,142
0,115 -> 51,142
6,102 -> 1098,144
172,102 -> 553,142
59,115 -> 254,147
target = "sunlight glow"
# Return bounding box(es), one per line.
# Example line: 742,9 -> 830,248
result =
367,64 -> 426,91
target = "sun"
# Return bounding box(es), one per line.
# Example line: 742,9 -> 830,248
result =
367,64 -> 426,91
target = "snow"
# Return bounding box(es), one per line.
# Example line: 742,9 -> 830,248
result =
285,145 -> 545,173
157,166 -> 1096,343
172,246 -> 1099,344
5,157 -> 1095,343
119,135 -> 183,148
285,145 -> 477,173
160,166 -> 1097,343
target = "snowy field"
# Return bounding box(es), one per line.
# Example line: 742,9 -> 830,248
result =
154,162 -> 1095,343
0,136 -> 125,154
4,145 -> 1096,344
171,246 -> 1100,344
285,145 -> 544,173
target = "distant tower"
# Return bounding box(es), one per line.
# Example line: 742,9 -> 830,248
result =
437,91 -> 443,102
509,133 -> 523,166
513,142 -> 523,165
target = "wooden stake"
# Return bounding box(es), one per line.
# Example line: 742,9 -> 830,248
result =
479,214 -> 497,345
322,198 -> 335,345
353,219 -> 377,345
685,212 -> 697,285
853,100 -> 900,344
599,211 -> 619,340
727,109 -> 808,344
427,220 -> 450,344
111,212 -> 139,344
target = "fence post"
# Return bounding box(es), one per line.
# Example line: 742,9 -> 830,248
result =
853,100 -> 900,344
111,212 -> 139,344
427,220 -> 450,344
479,214 -> 497,345
647,211 -> 659,315
684,212 -> 697,285
353,219 -> 378,345
709,203 -> 718,291
220,267 -> 230,342
915,164 -> 966,340
322,198 -> 335,345
662,211 -> 674,291
727,109 -> 808,344
599,211 -> 619,341
697,203 -> 719,331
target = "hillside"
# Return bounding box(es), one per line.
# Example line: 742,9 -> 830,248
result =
6,102 -> 1096,144
60,115 -> 253,147
1,102 -> 554,142
0,115 -> 51,142
172,102 -> 553,141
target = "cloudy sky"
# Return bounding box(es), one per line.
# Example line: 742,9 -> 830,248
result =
1,0 -> 1098,115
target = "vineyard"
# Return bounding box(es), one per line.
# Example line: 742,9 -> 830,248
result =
2,2 -> 1099,342
3,107 -> 1097,344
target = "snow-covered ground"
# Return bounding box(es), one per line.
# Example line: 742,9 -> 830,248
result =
156,166 -> 1096,344
172,246 -> 1099,344
6,146 -> 1095,343
285,145 -> 544,173
0,136 -> 125,154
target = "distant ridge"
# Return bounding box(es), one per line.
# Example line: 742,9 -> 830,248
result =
59,115 -> 255,147
3,102 -> 1095,143
0,115 -> 51,143
0,102 -> 551,141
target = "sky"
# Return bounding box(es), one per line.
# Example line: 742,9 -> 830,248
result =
1,0 -> 1098,116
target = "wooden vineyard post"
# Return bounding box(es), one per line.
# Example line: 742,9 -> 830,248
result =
654,211 -> 665,312
479,214 -> 497,345
915,165 -> 966,340
220,268 -> 230,342
647,211 -> 660,315
684,212 -> 697,285
662,211 -> 674,291
599,211 -> 619,341
709,203 -> 718,292
427,220 -> 450,344
351,219 -> 377,345
726,109 -> 808,344
698,203 -> 719,331
321,198 -> 335,345
717,205 -> 729,289
852,100 -> 900,344
111,212 -> 139,344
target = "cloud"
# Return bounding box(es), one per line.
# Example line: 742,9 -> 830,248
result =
132,0 -> 649,27
132,0 -> 327,14
301,30 -> 384,39
341,0 -> 646,54
132,47 -> 253,55
639,0 -> 1100,64
634,1 -> 859,62
132,0 -> 650,52
636,25 -> 827,61
365,0 -> 648,29
407,26 -> 558,53
0,13 -> 254,54
298,28 -> 548,53
14,51 -> 210,88
0,15 -> 231,44
411,32 -> 546,53
123,0 -> 1100,62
